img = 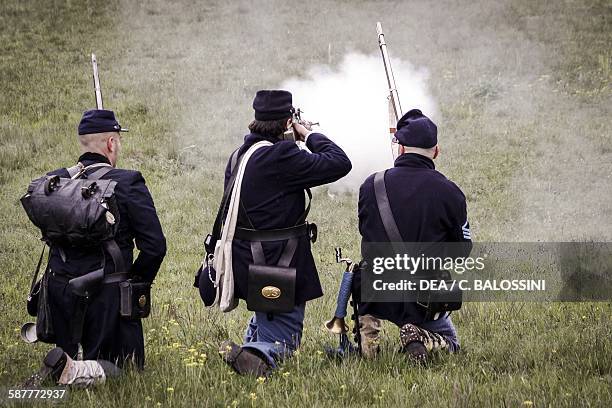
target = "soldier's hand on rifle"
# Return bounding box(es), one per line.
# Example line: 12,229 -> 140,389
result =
292,121 -> 312,141
301,120 -> 315,131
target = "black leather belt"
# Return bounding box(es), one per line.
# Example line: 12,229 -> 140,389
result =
103,272 -> 130,284
235,222 -> 315,242
52,271 -> 130,284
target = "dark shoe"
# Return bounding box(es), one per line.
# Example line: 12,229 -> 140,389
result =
403,341 -> 428,364
22,347 -> 67,388
219,340 -> 271,377
399,323 -> 428,364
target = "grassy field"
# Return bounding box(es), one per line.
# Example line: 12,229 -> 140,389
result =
1,0 -> 611,406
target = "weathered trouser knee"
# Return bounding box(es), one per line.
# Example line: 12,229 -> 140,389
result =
58,356 -> 120,387
400,323 -> 449,352
359,314 -> 382,358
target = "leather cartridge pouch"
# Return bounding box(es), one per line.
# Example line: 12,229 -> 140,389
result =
247,238 -> 297,314
120,280 -> 151,319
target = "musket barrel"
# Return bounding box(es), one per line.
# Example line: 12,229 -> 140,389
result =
91,53 -> 103,109
376,22 -> 402,121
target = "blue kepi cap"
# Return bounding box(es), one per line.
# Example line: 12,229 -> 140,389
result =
395,109 -> 437,148
78,109 -> 128,135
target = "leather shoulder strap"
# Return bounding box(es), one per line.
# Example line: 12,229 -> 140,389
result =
29,244 -> 47,294
67,163 -> 84,178
250,237 -> 298,267
87,165 -> 113,180
103,240 -> 126,274
373,170 -> 403,242
70,163 -> 112,180
296,189 -> 312,225
229,148 -> 240,174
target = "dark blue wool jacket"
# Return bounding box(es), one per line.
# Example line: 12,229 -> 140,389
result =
225,132 -> 351,304
357,153 -> 471,332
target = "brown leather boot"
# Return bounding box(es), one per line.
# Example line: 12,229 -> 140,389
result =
22,347 -> 67,388
219,341 -> 272,377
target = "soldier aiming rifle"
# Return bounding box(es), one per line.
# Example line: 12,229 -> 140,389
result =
195,90 -> 351,377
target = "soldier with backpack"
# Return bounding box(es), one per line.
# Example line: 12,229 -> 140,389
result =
21,109 -> 166,387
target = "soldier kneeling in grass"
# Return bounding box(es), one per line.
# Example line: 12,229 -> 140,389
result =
21,110 -> 166,387
355,109 -> 471,362
199,90 -> 351,377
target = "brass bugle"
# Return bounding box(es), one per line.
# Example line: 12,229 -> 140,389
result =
324,247 -> 356,335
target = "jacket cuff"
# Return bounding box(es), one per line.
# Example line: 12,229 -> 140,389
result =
305,132 -> 325,150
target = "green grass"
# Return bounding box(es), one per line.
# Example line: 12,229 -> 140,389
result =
1,0 -> 611,407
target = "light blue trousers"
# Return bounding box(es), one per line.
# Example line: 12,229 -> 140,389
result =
242,303 -> 306,367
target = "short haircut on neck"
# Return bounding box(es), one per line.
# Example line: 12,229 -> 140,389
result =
402,145 -> 437,159
77,132 -> 115,152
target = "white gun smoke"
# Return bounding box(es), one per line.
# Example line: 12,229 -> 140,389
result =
281,52 -> 437,194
